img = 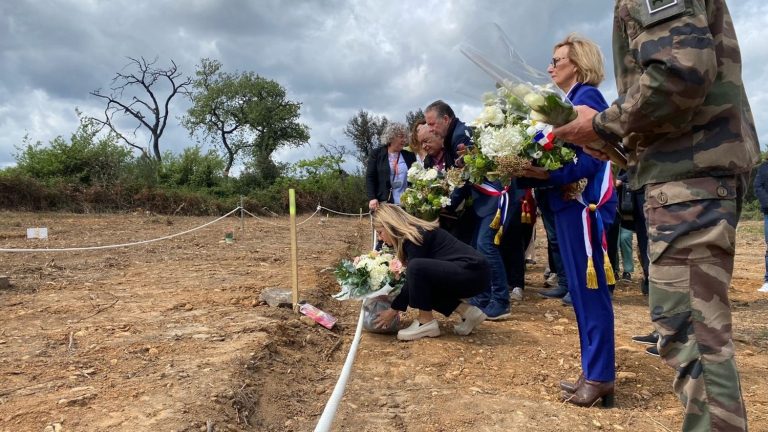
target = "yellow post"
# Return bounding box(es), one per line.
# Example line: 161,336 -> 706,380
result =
289,189 -> 299,311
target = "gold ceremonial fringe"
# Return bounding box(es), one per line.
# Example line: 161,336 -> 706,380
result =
521,211 -> 531,224
586,256 -> 598,289
604,252 -> 616,285
490,209 -> 501,230
493,226 -> 504,246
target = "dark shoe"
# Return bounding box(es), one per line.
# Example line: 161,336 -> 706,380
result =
482,302 -> 511,321
641,278 -> 649,296
645,345 -> 660,357
621,272 -> 632,281
538,286 -> 568,299
468,297 -> 488,309
561,292 -> 573,306
559,374 -> 584,393
525,258 -> 537,265
561,379 -> 615,408
631,331 -> 658,345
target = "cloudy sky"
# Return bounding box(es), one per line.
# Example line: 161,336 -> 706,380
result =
1,0 -> 767,173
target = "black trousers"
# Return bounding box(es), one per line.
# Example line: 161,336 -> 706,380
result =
404,258 -> 490,316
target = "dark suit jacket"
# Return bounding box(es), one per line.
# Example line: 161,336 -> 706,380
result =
365,146 -> 416,202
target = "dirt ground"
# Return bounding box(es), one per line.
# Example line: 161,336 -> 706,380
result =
0,210 -> 766,432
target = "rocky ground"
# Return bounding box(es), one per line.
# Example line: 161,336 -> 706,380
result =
0,211 -> 766,431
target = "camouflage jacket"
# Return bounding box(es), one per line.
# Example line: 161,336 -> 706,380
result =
593,0 -> 760,189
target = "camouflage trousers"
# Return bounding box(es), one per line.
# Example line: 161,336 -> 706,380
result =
645,175 -> 748,432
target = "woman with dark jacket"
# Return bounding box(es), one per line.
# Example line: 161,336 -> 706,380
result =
371,204 -> 490,341
366,122 -> 416,211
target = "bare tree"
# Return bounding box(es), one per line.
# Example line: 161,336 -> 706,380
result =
90,57 -> 191,161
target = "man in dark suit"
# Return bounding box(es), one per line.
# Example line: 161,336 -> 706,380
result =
425,100 -> 515,320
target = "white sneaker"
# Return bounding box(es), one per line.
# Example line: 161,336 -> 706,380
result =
397,319 -> 440,341
544,273 -> 558,288
759,282 -> 768,293
453,305 -> 487,336
510,287 -> 524,302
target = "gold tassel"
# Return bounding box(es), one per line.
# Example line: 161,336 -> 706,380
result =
586,256 -> 598,289
489,209 -> 501,230
521,211 -> 529,224
604,252 -> 616,285
494,226 -> 504,246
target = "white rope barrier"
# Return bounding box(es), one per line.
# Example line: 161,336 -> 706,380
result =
296,206 -> 321,226
314,306 -> 365,432
318,205 -> 371,217
240,208 -> 285,227
0,207 -> 242,253
314,210 -> 374,431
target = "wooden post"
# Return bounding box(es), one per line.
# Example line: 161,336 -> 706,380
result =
239,195 -> 245,235
289,189 -> 299,310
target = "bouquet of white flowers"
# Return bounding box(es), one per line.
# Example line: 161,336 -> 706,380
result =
333,249 -> 406,300
460,24 -> 626,169
400,162 -> 461,221
463,86 -> 577,184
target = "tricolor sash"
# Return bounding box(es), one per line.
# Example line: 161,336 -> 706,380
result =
472,181 -> 510,245
575,162 -> 616,289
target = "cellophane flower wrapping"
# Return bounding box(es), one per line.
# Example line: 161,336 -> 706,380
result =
400,162 -> 461,221
333,248 -> 406,300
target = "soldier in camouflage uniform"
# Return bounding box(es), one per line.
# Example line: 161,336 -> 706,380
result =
552,0 -> 759,430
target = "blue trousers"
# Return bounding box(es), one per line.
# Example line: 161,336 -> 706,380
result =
469,212 -> 509,309
540,199 -> 569,290
556,206 -> 615,382
763,214 -> 768,282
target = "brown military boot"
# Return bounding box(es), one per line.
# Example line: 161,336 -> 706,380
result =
559,373 -> 584,393
561,379 -> 615,408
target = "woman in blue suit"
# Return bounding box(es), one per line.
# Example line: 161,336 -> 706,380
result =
520,34 -> 617,407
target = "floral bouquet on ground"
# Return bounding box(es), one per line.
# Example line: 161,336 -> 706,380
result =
400,162 -> 462,221
333,249 -> 406,300
462,86 -> 577,184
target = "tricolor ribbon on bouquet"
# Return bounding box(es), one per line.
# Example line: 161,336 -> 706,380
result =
576,163 -> 616,289
532,123 -> 555,152
472,181 -> 510,245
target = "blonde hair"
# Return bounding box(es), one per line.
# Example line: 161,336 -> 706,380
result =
409,118 -> 427,155
554,33 -> 605,86
372,204 -> 438,262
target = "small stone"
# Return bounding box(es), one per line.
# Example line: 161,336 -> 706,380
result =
259,287 -> 293,308
148,348 -> 159,356
613,425 -> 625,430
741,350 -> 754,357
557,318 -> 569,323
183,303 -> 194,311
616,371 -> 637,382
592,419 -> 602,428
0,276 -> 10,290
300,316 -> 317,327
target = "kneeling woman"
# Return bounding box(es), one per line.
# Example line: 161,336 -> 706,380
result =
372,204 -> 490,341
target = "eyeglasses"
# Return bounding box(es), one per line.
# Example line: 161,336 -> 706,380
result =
551,57 -> 568,67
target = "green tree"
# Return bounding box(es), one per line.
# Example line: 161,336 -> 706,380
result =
184,58 -> 310,180
344,110 -> 389,166
405,109 -> 425,130
15,113 -> 133,185
159,146 -> 226,189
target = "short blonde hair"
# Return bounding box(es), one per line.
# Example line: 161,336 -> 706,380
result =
554,34 -> 605,87
372,204 -> 438,262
